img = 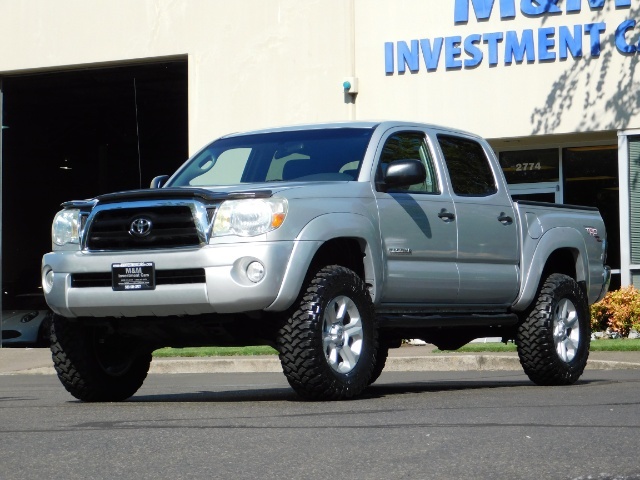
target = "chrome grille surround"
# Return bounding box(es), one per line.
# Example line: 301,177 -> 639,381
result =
82,200 -> 217,251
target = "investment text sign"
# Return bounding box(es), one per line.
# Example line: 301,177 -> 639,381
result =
384,0 -> 638,73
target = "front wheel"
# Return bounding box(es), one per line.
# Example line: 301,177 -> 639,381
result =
277,265 -> 378,400
516,273 -> 590,386
50,315 -> 152,402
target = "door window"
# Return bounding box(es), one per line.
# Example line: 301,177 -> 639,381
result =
378,132 -> 439,194
437,135 -> 497,196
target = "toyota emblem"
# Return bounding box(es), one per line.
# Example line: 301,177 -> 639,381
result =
130,218 -> 152,237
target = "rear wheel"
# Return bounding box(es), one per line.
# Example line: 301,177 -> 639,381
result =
277,265 -> 378,400
516,273 -> 590,386
50,315 -> 151,401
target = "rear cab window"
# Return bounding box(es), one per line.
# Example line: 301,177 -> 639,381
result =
437,134 -> 497,197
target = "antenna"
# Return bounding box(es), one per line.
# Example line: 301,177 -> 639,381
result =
133,78 -> 142,189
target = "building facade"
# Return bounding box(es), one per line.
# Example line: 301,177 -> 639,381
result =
1,0 -> 638,311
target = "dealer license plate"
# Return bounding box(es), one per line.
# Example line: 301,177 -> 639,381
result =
112,262 -> 156,291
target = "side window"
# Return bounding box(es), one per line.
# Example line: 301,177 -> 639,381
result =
437,134 -> 497,196
378,131 -> 439,193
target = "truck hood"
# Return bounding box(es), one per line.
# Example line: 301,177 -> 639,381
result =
61,181 -> 362,208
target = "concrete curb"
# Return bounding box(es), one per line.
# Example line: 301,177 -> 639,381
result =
7,355 -> 640,375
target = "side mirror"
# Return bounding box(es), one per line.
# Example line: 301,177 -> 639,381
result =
378,159 -> 426,191
150,175 -> 169,189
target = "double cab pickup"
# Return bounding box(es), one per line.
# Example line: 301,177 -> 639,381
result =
42,121 -> 611,401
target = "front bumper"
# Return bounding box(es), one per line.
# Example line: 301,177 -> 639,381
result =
42,242 -> 294,318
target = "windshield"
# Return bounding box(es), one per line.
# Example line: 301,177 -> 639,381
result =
166,128 -> 375,187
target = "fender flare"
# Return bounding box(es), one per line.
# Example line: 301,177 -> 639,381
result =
512,227 -> 587,312
265,212 -> 382,311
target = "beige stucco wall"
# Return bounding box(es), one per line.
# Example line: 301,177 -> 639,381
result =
0,0 -> 355,152
0,0 -> 638,151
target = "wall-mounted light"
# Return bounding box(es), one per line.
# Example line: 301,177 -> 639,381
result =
343,77 -> 358,95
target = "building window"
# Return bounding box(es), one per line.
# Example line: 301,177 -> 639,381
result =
499,148 -> 559,184
563,145 -> 619,280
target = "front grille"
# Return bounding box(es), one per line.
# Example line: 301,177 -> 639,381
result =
71,269 -> 206,288
86,206 -> 200,250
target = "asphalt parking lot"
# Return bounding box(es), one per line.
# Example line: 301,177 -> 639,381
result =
2,369 -> 640,480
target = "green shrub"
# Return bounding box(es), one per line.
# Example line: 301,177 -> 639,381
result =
590,285 -> 640,337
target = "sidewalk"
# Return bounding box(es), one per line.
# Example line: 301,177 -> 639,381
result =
2,345 -> 640,375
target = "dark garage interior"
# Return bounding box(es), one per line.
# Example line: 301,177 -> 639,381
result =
1,60 -> 188,312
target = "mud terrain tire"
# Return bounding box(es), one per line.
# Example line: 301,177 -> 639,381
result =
516,273 -> 590,386
277,265 -> 378,400
50,315 -> 151,402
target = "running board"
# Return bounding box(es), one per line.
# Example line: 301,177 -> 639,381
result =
377,313 -> 519,329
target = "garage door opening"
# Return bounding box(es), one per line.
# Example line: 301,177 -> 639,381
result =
1,60 -> 188,328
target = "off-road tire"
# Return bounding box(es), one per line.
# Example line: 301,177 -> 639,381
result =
50,315 -> 151,402
368,343 -> 389,385
516,273 -> 590,386
277,265 -> 378,400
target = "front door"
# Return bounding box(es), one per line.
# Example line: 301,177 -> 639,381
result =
375,129 -> 459,304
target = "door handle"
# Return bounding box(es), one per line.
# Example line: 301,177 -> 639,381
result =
498,213 -> 513,225
438,210 -> 455,221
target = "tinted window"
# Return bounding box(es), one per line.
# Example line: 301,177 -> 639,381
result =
377,131 -> 439,194
438,134 -> 497,196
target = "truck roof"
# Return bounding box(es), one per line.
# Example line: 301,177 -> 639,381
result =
219,120 -> 480,140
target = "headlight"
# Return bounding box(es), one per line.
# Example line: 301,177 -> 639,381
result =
52,209 -> 81,246
213,198 -> 288,237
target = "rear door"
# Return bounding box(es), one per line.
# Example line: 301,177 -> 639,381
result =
375,128 -> 459,304
433,132 -> 520,305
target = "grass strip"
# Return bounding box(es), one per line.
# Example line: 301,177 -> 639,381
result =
152,339 -> 640,357
435,338 -> 640,353
153,346 -> 278,358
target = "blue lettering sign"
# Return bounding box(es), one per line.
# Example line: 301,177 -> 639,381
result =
538,27 -> 556,61
456,0 -> 629,20
559,25 -> 583,59
520,0 -> 561,16
585,22 -> 606,56
397,40 -> 420,73
464,34 -> 484,67
566,0 -> 631,11
454,0 -> 516,22
445,36 -> 463,68
504,29 -> 535,64
483,32 -> 504,65
615,19 -> 637,54
420,38 -> 444,70
383,0 -> 634,76
385,42 -> 394,74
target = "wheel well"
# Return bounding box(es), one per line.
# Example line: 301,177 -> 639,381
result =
308,237 -> 365,279
541,248 -> 577,281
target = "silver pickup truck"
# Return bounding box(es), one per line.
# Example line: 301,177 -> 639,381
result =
42,121 -> 610,401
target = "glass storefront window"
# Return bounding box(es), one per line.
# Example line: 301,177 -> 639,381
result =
499,148 -> 559,184
563,145 -> 619,271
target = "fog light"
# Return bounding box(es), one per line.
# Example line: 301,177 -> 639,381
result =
43,268 -> 54,293
246,261 -> 265,283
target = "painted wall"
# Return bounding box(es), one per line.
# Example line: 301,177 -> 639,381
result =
0,0 -> 355,152
358,0 -> 640,139
0,0 -> 638,151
